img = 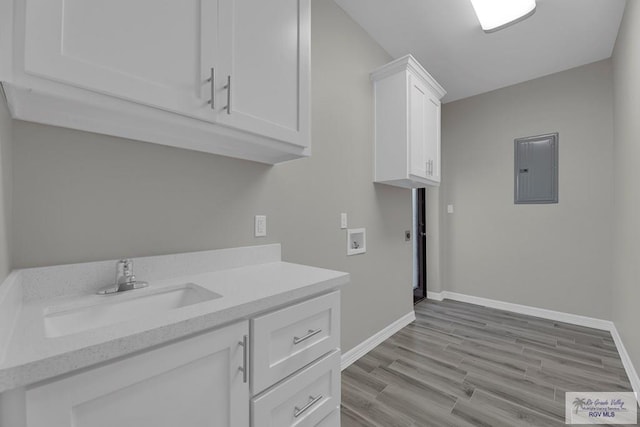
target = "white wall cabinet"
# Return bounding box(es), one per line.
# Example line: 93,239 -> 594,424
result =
215,0 -> 310,148
371,55 -> 446,188
25,321 -> 250,427
0,0 -> 310,164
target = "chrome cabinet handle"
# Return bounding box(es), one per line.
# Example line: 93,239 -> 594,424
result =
238,335 -> 248,383
293,328 -> 322,345
294,395 -> 323,418
224,75 -> 231,114
206,67 -> 215,109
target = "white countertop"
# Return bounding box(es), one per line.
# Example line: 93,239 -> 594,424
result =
0,245 -> 349,393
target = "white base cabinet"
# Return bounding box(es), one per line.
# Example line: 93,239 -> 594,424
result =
316,409 -> 341,426
251,291 -> 340,395
0,0 -> 310,164
3,291 -> 343,427
250,291 -> 341,427
371,55 -> 446,188
25,321 -> 250,427
252,351 -> 341,427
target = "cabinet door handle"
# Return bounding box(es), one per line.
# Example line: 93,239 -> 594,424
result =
238,335 -> 248,383
206,67 -> 215,109
294,395 -> 323,418
224,75 -> 232,115
293,328 -> 322,345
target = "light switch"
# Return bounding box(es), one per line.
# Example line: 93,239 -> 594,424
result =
447,204 -> 454,214
340,213 -> 348,229
255,215 -> 267,237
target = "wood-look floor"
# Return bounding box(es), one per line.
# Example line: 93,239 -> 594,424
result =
341,299 -> 638,426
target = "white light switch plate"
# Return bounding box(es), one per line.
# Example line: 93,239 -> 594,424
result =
447,204 -> 454,214
340,213 -> 348,229
255,215 -> 267,237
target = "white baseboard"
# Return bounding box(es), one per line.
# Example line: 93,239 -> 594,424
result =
427,291 -> 613,330
427,290 -> 640,404
427,291 -> 444,301
341,311 -> 415,371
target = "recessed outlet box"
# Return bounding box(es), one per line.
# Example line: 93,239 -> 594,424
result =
347,228 -> 366,256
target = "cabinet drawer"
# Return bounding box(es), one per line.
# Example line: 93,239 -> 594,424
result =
252,351 -> 341,427
315,408 -> 340,426
251,291 -> 340,394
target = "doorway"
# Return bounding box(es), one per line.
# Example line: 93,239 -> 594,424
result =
413,188 -> 427,303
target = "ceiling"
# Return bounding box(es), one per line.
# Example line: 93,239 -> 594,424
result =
334,0 -> 626,102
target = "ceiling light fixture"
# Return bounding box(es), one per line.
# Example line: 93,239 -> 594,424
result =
469,0 -> 537,33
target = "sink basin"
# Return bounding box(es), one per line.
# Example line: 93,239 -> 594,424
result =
43,283 -> 222,338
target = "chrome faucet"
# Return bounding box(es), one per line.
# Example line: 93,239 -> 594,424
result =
98,258 -> 149,295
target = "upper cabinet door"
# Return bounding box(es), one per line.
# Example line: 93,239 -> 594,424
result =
408,75 -> 429,180
408,74 -> 441,183
216,0 -> 310,148
424,91 -> 441,182
23,0 -> 219,119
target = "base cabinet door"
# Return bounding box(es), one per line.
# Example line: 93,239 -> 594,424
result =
24,321 -> 250,427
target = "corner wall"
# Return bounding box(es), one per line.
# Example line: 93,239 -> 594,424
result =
440,59 -> 614,320
9,0 -> 413,353
612,0 -> 640,377
0,90 -> 12,281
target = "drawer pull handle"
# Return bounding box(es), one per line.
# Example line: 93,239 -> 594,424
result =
206,67 -> 215,109
238,335 -> 248,383
293,328 -> 322,345
294,395 -> 323,418
224,75 -> 232,114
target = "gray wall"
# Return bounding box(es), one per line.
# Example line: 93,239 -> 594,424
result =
440,59 -> 614,320
0,90 -> 12,281
10,0 -> 413,353
612,0 -> 640,376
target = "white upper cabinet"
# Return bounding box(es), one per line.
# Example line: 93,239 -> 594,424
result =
1,0 -> 310,164
22,0 -> 220,121
216,0 -> 310,147
372,55 -> 445,188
